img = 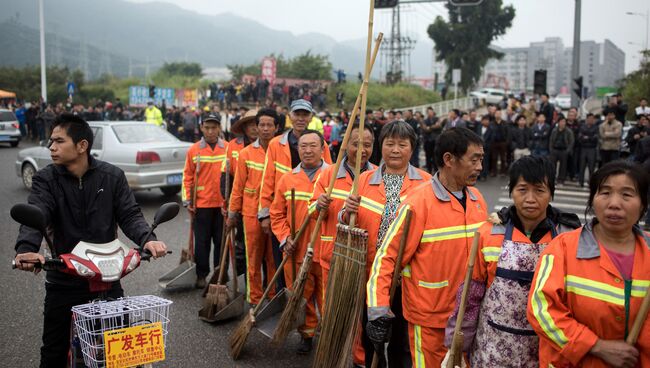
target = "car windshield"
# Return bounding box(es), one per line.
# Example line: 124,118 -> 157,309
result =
0,111 -> 17,122
112,124 -> 178,143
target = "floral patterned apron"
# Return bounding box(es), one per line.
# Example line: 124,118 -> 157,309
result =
471,221 -> 557,367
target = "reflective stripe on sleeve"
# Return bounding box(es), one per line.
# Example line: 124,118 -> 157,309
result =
531,254 -> 569,348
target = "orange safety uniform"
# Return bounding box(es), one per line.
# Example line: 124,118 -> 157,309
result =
182,137 -> 226,208
225,136 -> 247,177
351,165 -> 431,275
270,162 -> 328,338
367,173 -> 488,367
527,221 -> 650,368
229,139 -> 276,305
258,130 -> 332,219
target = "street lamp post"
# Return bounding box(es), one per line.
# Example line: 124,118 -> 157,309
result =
627,10 -> 649,53
39,0 -> 47,104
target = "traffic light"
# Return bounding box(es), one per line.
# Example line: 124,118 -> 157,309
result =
149,85 -> 155,98
375,0 -> 398,9
534,70 -> 547,95
573,76 -> 583,99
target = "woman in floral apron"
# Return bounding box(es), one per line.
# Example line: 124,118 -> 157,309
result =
444,155 -> 580,367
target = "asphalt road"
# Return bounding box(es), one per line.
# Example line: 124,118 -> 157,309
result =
0,141 -> 509,367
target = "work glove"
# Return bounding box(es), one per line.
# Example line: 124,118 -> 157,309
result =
366,316 -> 393,344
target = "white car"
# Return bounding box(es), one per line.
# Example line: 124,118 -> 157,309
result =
470,88 -> 506,105
554,94 -> 572,110
0,109 -> 22,147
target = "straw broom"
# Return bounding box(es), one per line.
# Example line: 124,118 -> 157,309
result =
446,232 -> 481,368
229,244 -> 291,360
271,30 -> 383,346
200,229 -> 233,319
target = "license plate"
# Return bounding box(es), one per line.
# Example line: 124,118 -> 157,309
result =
0,124 -> 5,130
166,174 -> 182,185
0,135 -> 9,141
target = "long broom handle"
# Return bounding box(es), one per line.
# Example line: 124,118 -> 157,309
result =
216,159 -> 232,283
447,232 -> 481,368
349,0 -> 376,230
252,244 -> 291,316
228,227 -> 239,293
291,189 -> 296,280
371,209 -> 412,368
216,230 -> 232,285
290,32 -> 383,250
189,153 -> 200,256
627,284 -> 650,344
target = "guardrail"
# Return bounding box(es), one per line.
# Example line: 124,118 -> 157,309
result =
394,97 -> 478,116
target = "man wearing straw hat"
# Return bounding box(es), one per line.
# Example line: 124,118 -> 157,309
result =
227,109 -> 279,308
258,99 -> 332,286
270,129 -> 329,354
366,128 -> 488,367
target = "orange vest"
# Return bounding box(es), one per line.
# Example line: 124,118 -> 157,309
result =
270,163 -> 328,264
229,139 -> 266,217
310,159 -> 375,270
182,138 -> 226,208
367,172 -> 488,328
258,130 -> 332,219
352,165 -> 431,274
527,223 -> 650,367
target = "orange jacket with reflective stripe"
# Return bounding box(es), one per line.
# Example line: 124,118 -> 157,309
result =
229,139 -> 266,217
310,160 -> 375,270
258,130 -> 332,219
182,138 -> 226,208
270,163 -> 327,264
527,222 -> 650,368
367,172 -> 488,328
352,165 -> 431,275
225,136 -> 246,177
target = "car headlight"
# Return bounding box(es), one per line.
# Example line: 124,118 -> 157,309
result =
70,259 -> 96,278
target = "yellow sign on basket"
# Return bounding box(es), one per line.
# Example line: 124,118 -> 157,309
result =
104,322 -> 165,368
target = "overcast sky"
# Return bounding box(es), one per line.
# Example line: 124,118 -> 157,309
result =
130,0 -> 648,73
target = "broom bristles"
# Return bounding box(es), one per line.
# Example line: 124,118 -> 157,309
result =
272,256 -> 313,345
229,311 -> 254,360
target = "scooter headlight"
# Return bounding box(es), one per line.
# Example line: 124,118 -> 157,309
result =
125,253 -> 140,274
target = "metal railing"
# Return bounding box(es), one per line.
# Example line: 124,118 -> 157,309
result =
393,97 -> 478,116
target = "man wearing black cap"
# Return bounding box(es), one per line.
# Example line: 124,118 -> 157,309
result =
182,114 -> 228,288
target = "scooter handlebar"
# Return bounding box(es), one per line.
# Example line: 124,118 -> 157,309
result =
139,249 -> 172,262
11,258 -> 64,271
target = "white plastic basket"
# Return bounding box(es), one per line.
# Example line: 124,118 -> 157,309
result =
71,295 -> 172,368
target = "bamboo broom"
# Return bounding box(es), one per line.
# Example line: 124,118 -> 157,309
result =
446,232 -> 481,368
199,230 -> 233,320
271,30 -> 383,346
229,243 -> 291,359
369,209 -> 412,368
627,283 -> 650,345
291,189 -> 297,281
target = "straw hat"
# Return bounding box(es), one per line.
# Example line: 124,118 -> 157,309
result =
230,109 -> 258,136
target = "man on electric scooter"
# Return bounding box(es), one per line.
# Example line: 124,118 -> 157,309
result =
13,113 -> 168,367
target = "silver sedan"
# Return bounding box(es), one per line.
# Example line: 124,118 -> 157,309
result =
15,121 -> 192,196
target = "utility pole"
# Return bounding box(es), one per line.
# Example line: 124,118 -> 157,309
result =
39,0 -> 47,103
570,0 -> 581,108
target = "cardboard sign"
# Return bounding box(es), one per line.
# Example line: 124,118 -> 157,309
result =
104,322 -> 165,368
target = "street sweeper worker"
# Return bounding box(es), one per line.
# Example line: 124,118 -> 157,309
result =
226,108 -> 278,308
342,120 -> 431,367
527,160 -> 650,368
311,122 -> 376,292
366,127 -> 488,367
270,129 -> 329,354
443,155 -> 580,367
182,114 -> 227,289
259,99 -> 332,287
224,109 -> 258,178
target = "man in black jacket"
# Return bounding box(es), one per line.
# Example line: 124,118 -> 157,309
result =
13,113 -> 168,367
576,113 -> 599,187
539,93 -> 555,126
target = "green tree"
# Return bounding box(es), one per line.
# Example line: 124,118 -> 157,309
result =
428,0 -> 515,92
157,62 -> 203,78
227,51 -> 333,81
622,50 -> 650,120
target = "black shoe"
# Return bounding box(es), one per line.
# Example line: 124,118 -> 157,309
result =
195,277 -> 206,289
297,337 -> 313,355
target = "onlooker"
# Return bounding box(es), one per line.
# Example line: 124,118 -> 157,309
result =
404,109 -> 420,167
577,113 -> 599,187
610,93 -> 629,124
477,115 -> 493,181
510,115 -> 531,161
183,107 -> 198,142
523,98 -> 537,126
442,109 -> 466,130
625,114 -> 650,160
538,93 -> 554,127
489,109 -> 509,176
530,112 -> 551,156
420,107 -> 443,173
565,108 -> 581,181
635,97 -> 650,118
598,109 -> 623,165
549,116 -> 575,184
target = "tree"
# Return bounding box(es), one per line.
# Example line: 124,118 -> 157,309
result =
622,50 -> 650,120
428,0 -> 515,93
227,51 -> 333,81
156,62 -> 203,78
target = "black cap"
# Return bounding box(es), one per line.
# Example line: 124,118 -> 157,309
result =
202,114 -> 221,124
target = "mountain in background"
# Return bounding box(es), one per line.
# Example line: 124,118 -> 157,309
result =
0,0 -> 434,80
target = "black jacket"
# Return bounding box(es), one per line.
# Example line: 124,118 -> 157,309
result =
15,157 -> 156,287
510,127 -> 531,150
577,122 -> 599,149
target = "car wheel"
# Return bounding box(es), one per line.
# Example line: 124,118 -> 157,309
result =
10,141 -> 19,147
22,163 -> 36,190
160,185 -> 181,196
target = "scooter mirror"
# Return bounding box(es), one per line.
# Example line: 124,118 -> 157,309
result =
10,204 -> 47,234
153,202 -> 180,226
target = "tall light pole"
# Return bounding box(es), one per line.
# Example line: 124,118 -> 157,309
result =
570,0 -> 581,108
39,0 -> 47,103
627,10 -> 649,53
